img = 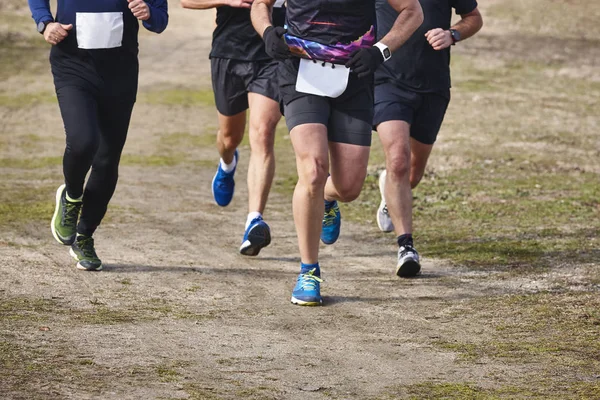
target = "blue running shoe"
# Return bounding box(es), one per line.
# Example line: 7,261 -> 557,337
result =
212,150 -> 238,207
320,200 -> 341,245
240,217 -> 271,256
291,268 -> 323,306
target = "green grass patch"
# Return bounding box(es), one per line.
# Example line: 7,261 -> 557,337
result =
0,156 -> 62,169
156,361 -> 187,383
0,297 -> 58,323
0,28 -> 49,81
429,292 -> 600,396
159,131 -> 216,148
0,180 -> 57,227
120,153 -> 214,168
487,0 -> 600,40
0,133 -> 57,154
120,154 -> 185,167
184,382 -> 280,400
0,92 -> 56,108
388,379 -> 600,399
140,88 -> 215,107
0,197 -> 54,226
343,162 -> 599,271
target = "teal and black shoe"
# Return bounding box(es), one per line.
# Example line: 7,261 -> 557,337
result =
320,200 -> 341,245
51,184 -> 82,245
70,235 -> 102,271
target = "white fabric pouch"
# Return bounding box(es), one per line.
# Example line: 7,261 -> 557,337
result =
295,59 -> 350,98
76,12 -> 124,50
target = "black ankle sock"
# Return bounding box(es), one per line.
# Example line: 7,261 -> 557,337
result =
397,234 -> 413,248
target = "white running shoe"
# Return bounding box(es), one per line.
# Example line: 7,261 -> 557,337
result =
377,170 -> 394,233
396,245 -> 421,278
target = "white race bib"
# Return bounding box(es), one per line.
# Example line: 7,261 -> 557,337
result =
295,59 -> 350,98
76,12 -> 124,50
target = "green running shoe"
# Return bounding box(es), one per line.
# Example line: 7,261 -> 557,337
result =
51,184 -> 82,245
70,235 -> 102,271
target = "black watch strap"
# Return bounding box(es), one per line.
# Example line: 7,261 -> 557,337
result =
449,29 -> 460,45
37,19 -> 53,34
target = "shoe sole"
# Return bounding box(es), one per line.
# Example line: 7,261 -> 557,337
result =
240,223 -> 271,256
396,260 -> 421,278
377,171 -> 394,233
291,296 -> 323,306
320,236 -> 339,245
51,184 -> 75,246
69,248 -> 103,271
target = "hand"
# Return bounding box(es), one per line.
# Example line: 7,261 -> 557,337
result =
43,23 -> 73,45
229,0 -> 253,8
262,26 -> 290,60
345,47 -> 384,79
425,28 -> 453,50
127,0 -> 151,21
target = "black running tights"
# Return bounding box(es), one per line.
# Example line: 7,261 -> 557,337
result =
56,85 -> 135,237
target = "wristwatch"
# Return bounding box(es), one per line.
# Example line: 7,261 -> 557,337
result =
449,29 -> 461,45
373,42 -> 392,62
37,19 -> 53,34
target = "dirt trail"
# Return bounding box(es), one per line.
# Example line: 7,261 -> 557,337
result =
1,3 -> 592,400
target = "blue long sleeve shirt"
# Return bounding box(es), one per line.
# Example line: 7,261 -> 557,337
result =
28,0 -> 168,34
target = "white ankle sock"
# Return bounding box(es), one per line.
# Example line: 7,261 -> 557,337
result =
220,156 -> 237,173
245,212 -> 262,229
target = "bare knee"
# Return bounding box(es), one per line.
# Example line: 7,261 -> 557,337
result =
298,158 -> 329,197
249,123 -> 276,154
386,156 -> 411,181
218,128 -> 244,150
335,182 -> 362,202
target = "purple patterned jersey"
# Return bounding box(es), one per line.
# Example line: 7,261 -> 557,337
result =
283,0 -> 377,64
284,26 -> 376,64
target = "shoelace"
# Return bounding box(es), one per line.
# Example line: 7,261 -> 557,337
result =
216,170 -> 234,189
297,269 -> 323,291
382,204 -> 389,215
399,245 -> 417,258
77,236 -> 98,259
322,206 -> 338,227
62,200 -> 81,226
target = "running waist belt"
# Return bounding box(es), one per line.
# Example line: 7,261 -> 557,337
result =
284,25 -> 376,65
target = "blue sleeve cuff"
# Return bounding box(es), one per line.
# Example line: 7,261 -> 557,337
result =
142,0 -> 168,34
28,0 -> 54,25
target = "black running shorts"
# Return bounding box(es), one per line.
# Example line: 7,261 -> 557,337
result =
280,58 -> 373,147
373,83 -> 450,145
211,57 -> 280,116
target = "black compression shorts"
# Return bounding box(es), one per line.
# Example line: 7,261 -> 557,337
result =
280,58 -> 373,147
211,57 -> 280,116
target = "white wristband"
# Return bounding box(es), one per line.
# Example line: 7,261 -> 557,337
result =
374,42 -> 392,62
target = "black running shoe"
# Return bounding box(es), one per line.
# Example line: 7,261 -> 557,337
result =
70,235 -> 102,271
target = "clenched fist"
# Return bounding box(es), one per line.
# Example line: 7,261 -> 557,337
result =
127,0 -> 151,21
425,28 -> 453,51
44,22 -> 73,45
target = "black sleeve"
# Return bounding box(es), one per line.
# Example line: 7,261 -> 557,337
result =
451,0 -> 477,15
